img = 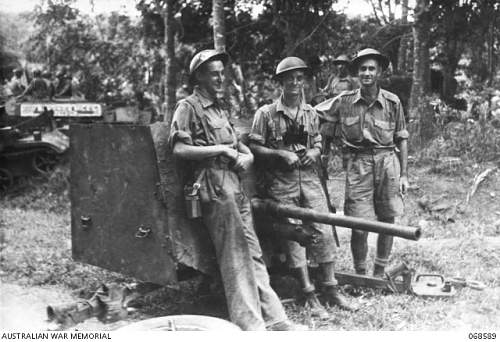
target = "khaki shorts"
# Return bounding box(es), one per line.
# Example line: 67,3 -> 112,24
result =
264,167 -> 336,269
344,150 -> 404,219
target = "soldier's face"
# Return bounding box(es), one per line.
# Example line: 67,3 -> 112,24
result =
358,58 -> 381,88
197,60 -> 225,97
281,70 -> 305,97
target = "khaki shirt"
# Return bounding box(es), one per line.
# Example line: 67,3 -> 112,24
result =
315,88 -> 409,149
170,87 -> 238,148
249,96 -> 322,152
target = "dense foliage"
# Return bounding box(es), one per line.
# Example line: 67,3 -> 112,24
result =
1,0 -> 498,162
11,0 -> 423,104
21,0 -> 156,103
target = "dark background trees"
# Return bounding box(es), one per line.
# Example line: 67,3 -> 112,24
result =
1,0 -> 499,152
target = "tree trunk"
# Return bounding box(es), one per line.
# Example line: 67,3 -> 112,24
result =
163,0 -> 177,126
212,0 -> 226,52
441,59 -> 458,102
408,0 -> 431,151
212,0 -> 247,117
487,19 -> 494,86
387,0 -> 394,22
396,0 -> 409,73
441,33 -> 460,102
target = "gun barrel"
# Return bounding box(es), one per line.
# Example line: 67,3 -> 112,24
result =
251,198 -> 421,241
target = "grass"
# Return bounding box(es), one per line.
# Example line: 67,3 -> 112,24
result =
1,162 -> 499,330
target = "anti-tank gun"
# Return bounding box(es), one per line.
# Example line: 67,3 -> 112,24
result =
59,121 -> 424,328
251,198 -> 421,242
70,122 -> 420,285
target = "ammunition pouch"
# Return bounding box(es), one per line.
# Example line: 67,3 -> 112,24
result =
184,169 -> 206,219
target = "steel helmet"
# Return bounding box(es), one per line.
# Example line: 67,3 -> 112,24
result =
332,54 -> 350,65
189,49 -> 229,76
350,48 -> 390,71
275,56 -> 309,78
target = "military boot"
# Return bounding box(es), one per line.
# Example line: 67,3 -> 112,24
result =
322,286 -> 355,312
373,264 -> 386,278
292,266 -> 329,319
304,291 -> 329,319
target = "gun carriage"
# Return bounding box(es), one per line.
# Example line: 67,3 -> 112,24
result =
70,122 -> 420,286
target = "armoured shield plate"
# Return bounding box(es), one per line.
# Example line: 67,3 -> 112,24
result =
70,123 -> 177,285
150,122 -> 217,276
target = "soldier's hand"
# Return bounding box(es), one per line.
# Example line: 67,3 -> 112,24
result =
279,150 -> 300,169
234,152 -> 253,172
300,148 -> 320,167
221,146 -> 239,161
399,175 -> 409,195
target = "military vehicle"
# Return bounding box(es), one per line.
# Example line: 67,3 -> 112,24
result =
0,109 -> 69,191
14,100 -> 106,129
0,94 -> 159,191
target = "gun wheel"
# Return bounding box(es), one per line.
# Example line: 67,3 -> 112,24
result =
32,151 -> 59,175
0,168 -> 14,192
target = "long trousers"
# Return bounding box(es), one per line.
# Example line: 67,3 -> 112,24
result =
200,167 -> 288,330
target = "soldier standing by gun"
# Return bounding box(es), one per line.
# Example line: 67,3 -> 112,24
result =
170,50 -> 301,331
249,57 -> 354,319
315,48 -> 409,277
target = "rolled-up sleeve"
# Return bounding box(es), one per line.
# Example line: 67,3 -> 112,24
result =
314,96 -> 338,123
169,101 -> 196,149
394,101 -> 409,141
316,97 -> 340,139
248,108 -> 268,146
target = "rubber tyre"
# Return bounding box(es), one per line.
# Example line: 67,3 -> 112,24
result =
116,315 -> 241,331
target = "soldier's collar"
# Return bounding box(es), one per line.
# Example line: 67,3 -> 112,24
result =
276,95 -> 308,118
354,87 -> 386,109
193,86 -> 217,108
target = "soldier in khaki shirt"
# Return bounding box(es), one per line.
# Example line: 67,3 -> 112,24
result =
170,50 -> 299,331
250,57 -> 354,318
315,48 -> 409,277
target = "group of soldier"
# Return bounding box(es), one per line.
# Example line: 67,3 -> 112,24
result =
6,66 -> 72,100
169,47 -> 409,330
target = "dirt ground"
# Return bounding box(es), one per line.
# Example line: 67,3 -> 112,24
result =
1,161 -> 499,331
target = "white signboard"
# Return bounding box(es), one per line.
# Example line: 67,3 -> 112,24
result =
19,102 -> 103,117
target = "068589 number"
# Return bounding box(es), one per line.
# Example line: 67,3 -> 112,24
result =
469,332 -> 497,340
